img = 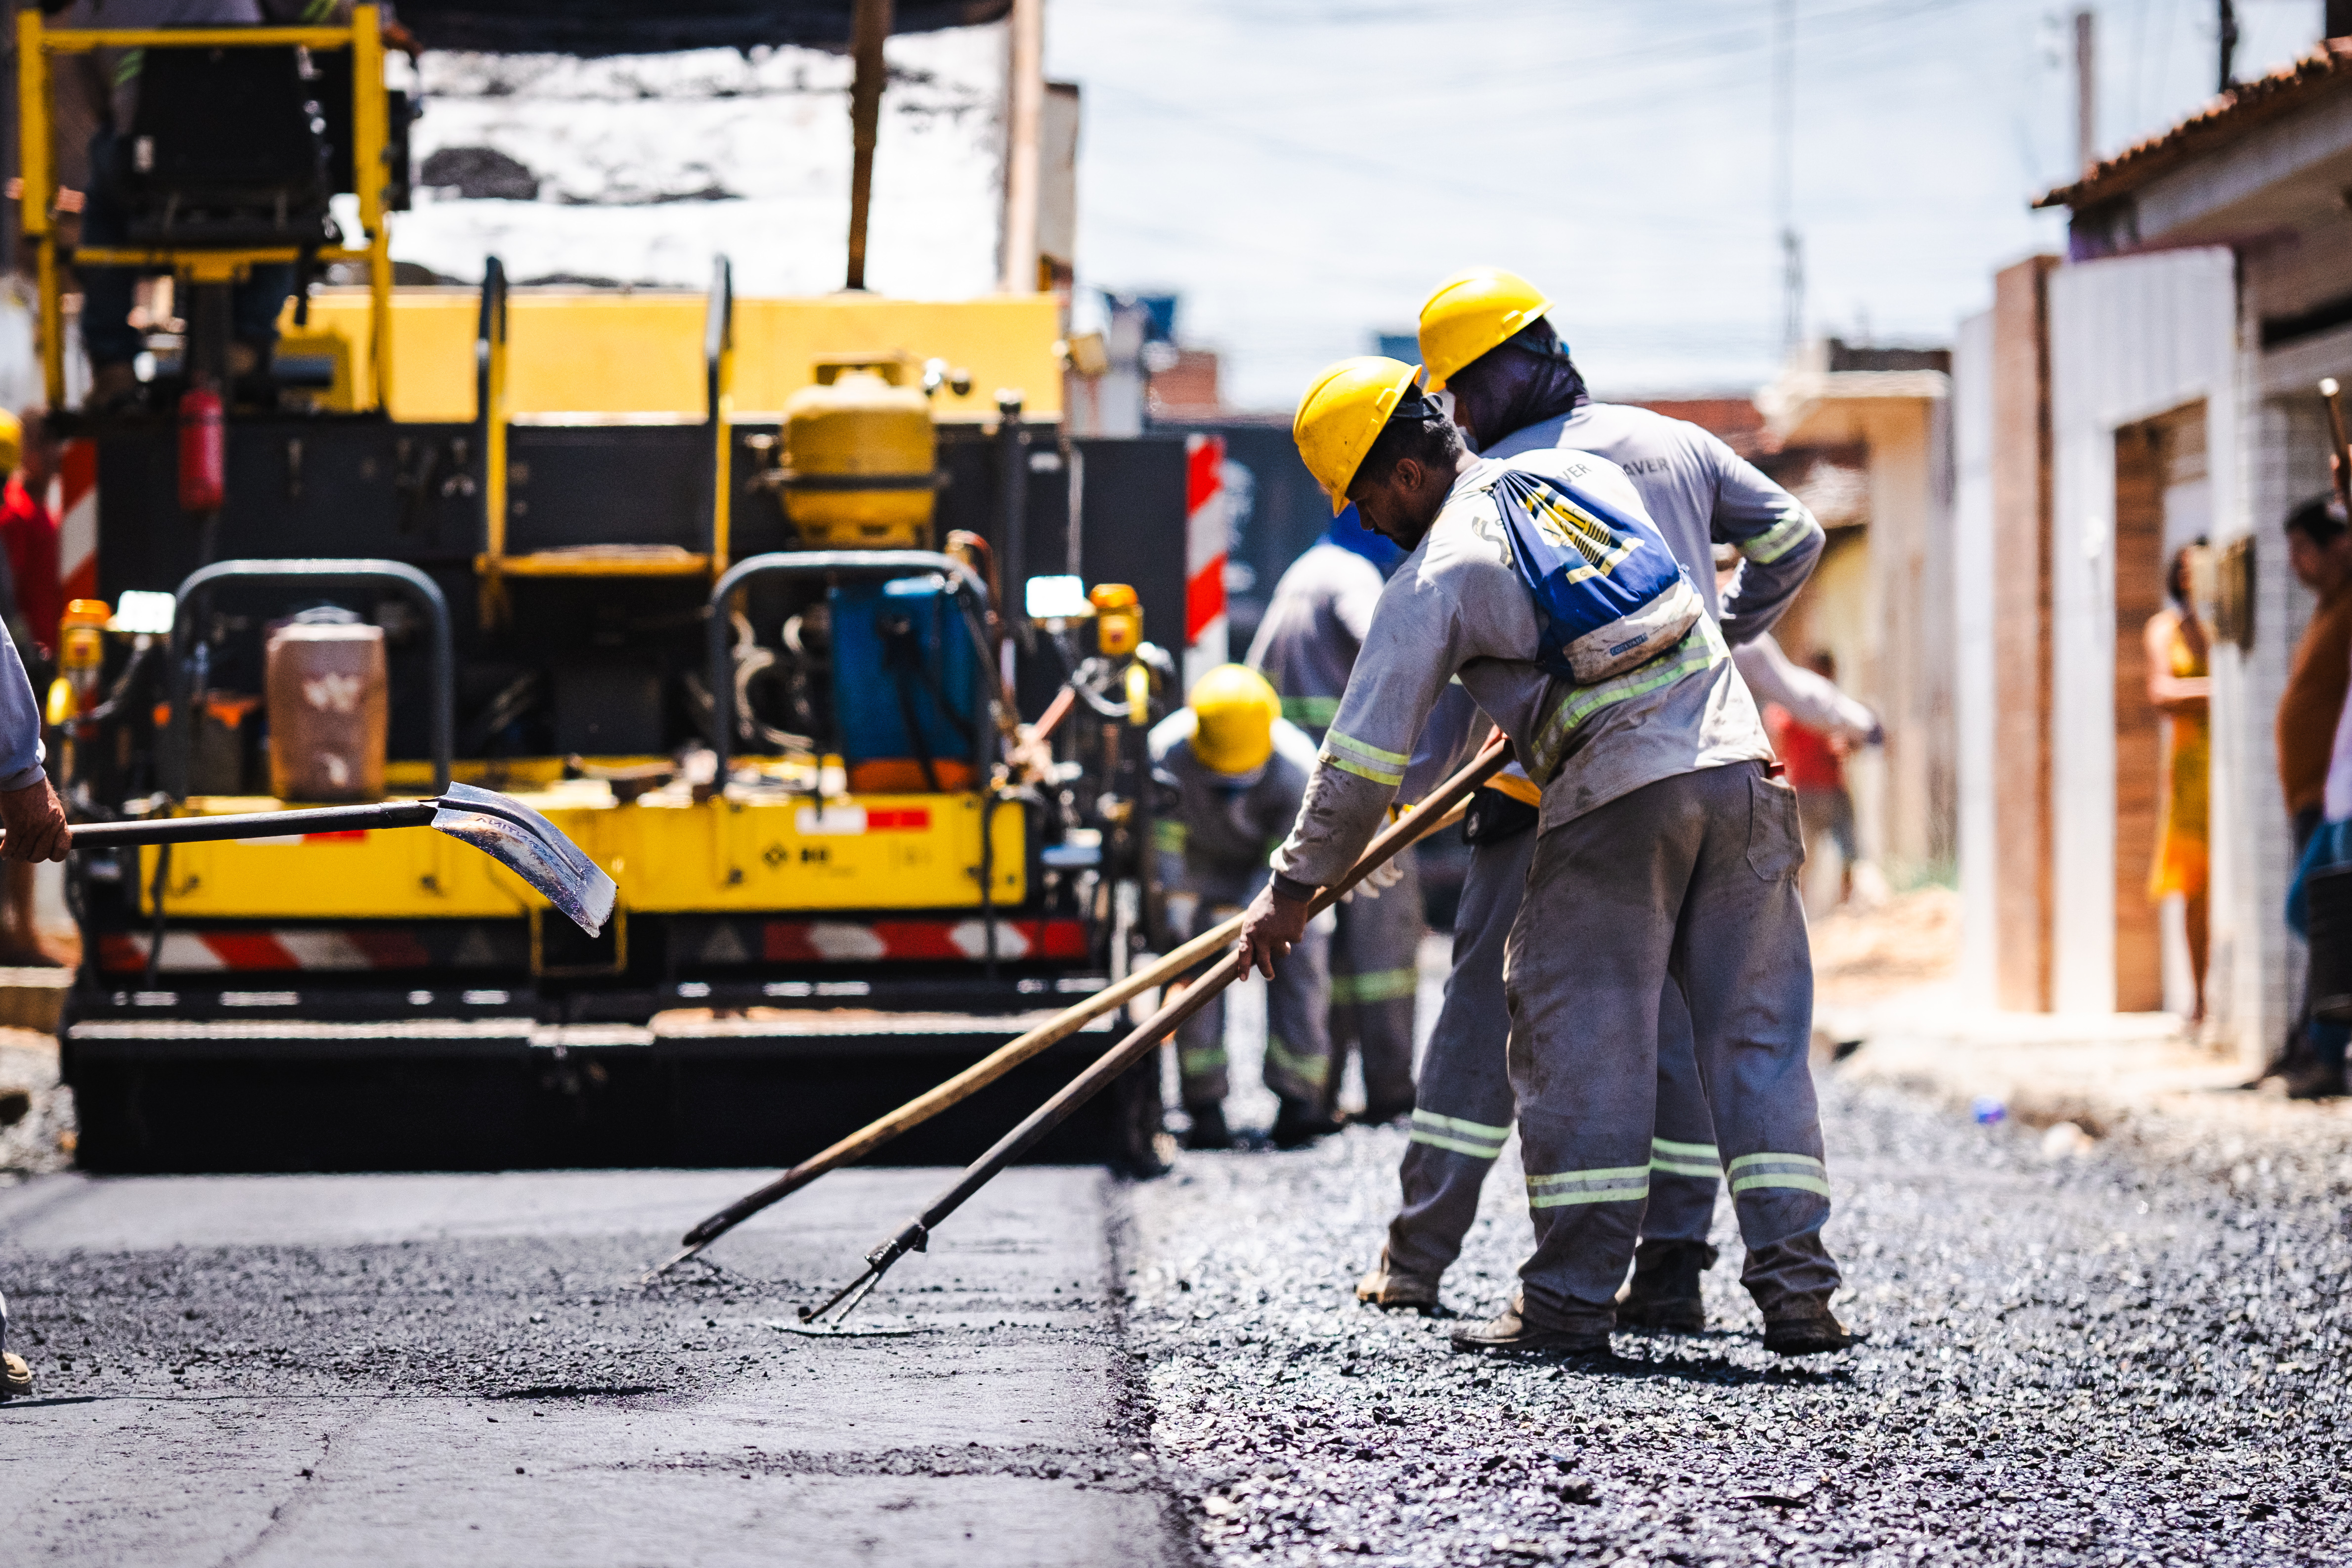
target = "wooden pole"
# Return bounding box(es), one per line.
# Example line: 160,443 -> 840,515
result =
998,0 -> 1043,294
844,0 -> 891,291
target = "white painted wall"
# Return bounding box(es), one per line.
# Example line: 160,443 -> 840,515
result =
1952,308 -> 1997,1000
2047,247 -> 2240,1014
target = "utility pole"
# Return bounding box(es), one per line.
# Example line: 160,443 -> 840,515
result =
1774,0 -> 1802,360
999,0 -> 1044,294
2217,0 -> 2238,92
2073,9 -> 2096,174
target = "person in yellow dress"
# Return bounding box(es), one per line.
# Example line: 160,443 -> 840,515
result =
2146,541 -> 2211,1022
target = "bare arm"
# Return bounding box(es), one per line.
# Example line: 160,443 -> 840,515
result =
2145,610 -> 2209,715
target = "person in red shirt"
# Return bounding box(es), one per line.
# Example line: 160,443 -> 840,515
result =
1765,650 -> 1867,906
0,409 -> 63,662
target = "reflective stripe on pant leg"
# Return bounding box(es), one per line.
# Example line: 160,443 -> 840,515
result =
1410,1108 -> 1510,1160
1650,1136 -> 1720,1178
1524,1165 -> 1650,1208
1176,988 -> 1228,1107
1386,828 -> 1529,1284
1726,1152 -> 1829,1197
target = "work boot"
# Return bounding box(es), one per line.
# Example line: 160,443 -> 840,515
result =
1354,1246 -> 1439,1313
1270,1096 -> 1341,1150
1614,1238 -> 1716,1334
2283,1059 -> 2347,1100
1761,1307 -> 1861,1357
1181,1104 -> 1233,1151
1349,1097 -> 1415,1129
1450,1294 -> 1612,1359
1,1351 -> 31,1399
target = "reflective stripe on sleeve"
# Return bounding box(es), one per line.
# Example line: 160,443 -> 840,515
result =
1330,965 -> 1419,1005
1530,620 -> 1727,781
1410,1108 -> 1511,1159
1650,1135 -> 1722,1179
1726,1151 -> 1830,1197
1322,728 -> 1409,787
1524,1165 -> 1650,1208
1739,503 -> 1818,566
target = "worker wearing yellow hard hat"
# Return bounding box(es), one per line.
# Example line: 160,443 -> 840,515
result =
1243,333 -> 1850,1359
1349,271 -> 1840,1340
1148,664 -> 1337,1150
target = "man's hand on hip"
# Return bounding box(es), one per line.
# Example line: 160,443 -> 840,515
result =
0,778 -> 70,863
1237,884 -> 1312,979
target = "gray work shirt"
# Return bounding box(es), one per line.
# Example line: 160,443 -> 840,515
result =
1272,448 -> 1771,893
1149,709 -> 1320,874
0,619 -> 46,794
1244,543 -> 1385,740
1482,401 -> 1823,646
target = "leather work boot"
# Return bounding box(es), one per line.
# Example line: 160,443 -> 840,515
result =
1762,1307 -> 1861,1356
1269,1096 -> 1342,1150
1,1350 -> 32,1399
1354,1247 -> 1439,1312
1181,1104 -> 1233,1151
1614,1238 -> 1717,1334
1449,1294 -> 1612,1359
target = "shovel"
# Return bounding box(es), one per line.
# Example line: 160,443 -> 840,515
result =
40,782 -> 618,937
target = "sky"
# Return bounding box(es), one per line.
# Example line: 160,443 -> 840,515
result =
1044,0 -> 2333,407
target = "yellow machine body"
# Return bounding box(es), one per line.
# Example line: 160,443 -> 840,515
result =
142,787 -> 1028,920
780,358 -> 938,547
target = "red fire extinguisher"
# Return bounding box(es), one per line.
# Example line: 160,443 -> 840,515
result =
177,384 -> 225,513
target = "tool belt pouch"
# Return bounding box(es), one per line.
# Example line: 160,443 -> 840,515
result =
1483,468 -> 1703,683
1463,786 -> 1540,845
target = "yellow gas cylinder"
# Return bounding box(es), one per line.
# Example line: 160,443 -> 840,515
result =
781,355 -> 937,548
57,599 -> 110,714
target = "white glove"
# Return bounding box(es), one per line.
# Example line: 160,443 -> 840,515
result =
1342,857 -> 1407,903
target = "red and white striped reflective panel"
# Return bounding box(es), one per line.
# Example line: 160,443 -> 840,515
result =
1183,432 -> 1229,662
757,918 -> 1088,964
56,437 -> 97,608
100,927 -> 457,973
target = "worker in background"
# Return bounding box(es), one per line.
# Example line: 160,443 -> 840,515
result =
1351,272 -> 1834,1333
49,0 -> 413,410
1246,504 -> 1422,1128
1763,649 -> 1873,909
0,610 -> 77,1400
1246,357 -> 1849,1359
0,409 -> 63,964
2273,492 -> 2352,1097
1150,664 -> 1337,1151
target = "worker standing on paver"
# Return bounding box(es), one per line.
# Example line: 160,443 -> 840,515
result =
0,611 -> 74,1399
1353,271 -> 1837,1329
1246,507 -> 1421,1127
1151,664 -> 1338,1151
1241,356 -> 1850,1357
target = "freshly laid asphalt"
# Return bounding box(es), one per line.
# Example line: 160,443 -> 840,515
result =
4,1069 -> 2348,1566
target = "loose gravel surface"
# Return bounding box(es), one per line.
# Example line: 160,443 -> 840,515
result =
1122,1072 -> 2352,1567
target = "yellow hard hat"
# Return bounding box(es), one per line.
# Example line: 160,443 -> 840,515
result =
0,409 -> 23,474
1187,663 -> 1282,776
1418,267 -> 1551,391
1293,356 -> 1423,516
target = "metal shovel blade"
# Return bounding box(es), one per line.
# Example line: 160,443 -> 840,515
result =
429,781 -> 618,937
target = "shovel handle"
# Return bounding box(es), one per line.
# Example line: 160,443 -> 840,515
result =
60,800 -> 439,849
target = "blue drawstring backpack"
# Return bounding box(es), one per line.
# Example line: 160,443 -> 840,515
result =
1479,466 -> 1702,683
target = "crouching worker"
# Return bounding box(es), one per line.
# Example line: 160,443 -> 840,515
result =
1241,357 -> 1852,1358
1151,664 -> 1340,1151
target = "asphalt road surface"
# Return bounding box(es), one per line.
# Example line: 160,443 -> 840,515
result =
4,1072 -> 2348,1566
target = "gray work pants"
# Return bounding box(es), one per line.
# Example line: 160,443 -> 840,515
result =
1506,761 -> 1838,1331
1167,865 -> 1334,1108
1329,852 -> 1424,1117
1385,819 -> 1721,1283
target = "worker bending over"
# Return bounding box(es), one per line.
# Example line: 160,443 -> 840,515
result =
1357,270 -> 1833,1331
1247,507 -> 1422,1127
1151,664 -> 1337,1150
1244,357 -> 1850,1357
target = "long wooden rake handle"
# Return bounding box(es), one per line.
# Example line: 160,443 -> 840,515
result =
797,733 -> 1513,1323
